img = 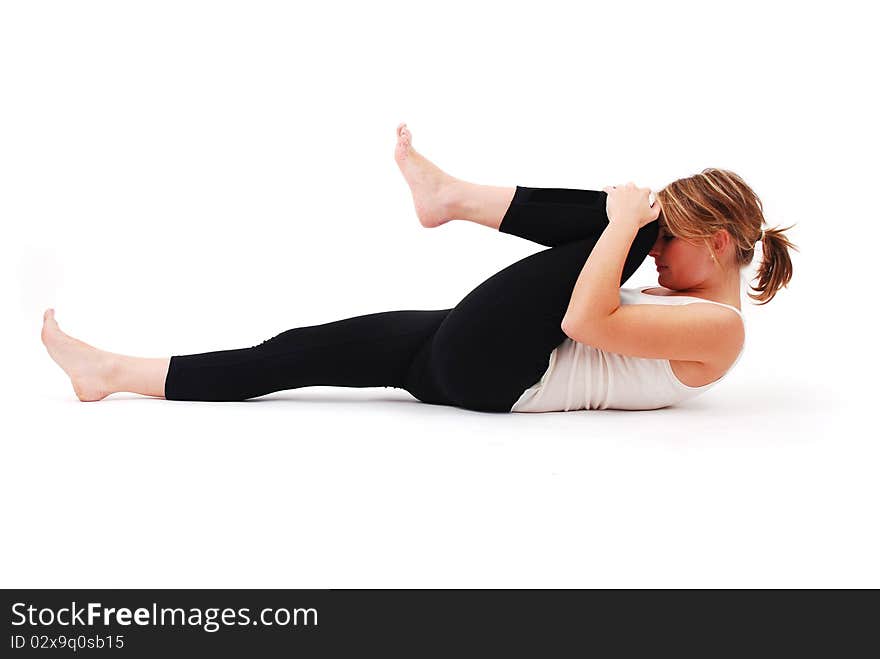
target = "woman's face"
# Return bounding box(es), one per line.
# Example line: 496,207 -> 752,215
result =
647,217 -> 717,291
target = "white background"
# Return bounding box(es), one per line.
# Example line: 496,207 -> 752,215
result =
1,0 -> 877,588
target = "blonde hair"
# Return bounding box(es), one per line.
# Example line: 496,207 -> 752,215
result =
655,168 -> 799,305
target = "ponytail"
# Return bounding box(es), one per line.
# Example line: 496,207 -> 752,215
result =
748,224 -> 799,305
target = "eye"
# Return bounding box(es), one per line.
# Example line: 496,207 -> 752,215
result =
662,235 -> 675,242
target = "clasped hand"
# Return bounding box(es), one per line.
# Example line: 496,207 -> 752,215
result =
602,182 -> 661,229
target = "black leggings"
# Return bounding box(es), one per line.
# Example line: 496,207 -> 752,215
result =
164,186 -> 659,412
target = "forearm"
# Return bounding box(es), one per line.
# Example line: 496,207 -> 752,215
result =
562,221 -> 640,330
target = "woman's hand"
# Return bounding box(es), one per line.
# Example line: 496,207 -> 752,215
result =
602,182 -> 660,229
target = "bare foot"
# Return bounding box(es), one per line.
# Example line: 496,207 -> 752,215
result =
394,123 -> 460,228
41,309 -> 117,401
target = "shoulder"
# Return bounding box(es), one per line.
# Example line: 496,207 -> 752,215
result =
685,301 -> 744,338
683,302 -> 745,362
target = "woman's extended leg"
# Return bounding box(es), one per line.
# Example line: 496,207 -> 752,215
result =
162,310 -> 451,403
41,308 -> 454,404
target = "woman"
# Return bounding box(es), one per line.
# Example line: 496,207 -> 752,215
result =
41,123 -> 797,412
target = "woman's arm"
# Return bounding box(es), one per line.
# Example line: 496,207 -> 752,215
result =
561,221 -> 640,333
561,184 -> 742,364
563,300 -> 741,364
561,182 -> 658,332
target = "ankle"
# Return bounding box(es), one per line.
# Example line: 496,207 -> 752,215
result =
446,181 -> 514,230
100,352 -> 123,394
446,178 -> 476,221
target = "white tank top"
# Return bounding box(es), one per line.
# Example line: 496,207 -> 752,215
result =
510,285 -> 746,412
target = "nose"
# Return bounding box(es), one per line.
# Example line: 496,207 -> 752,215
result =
648,234 -> 664,259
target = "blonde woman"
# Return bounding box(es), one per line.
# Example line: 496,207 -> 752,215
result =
42,124 -> 797,412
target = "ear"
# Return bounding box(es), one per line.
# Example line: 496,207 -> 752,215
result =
711,228 -> 733,256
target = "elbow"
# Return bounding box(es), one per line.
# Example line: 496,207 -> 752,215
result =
562,315 -> 603,344
560,316 -> 581,342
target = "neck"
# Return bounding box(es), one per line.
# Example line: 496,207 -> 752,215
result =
680,267 -> 742,309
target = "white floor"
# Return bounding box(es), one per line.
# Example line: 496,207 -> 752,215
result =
3,323 -> 873,589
